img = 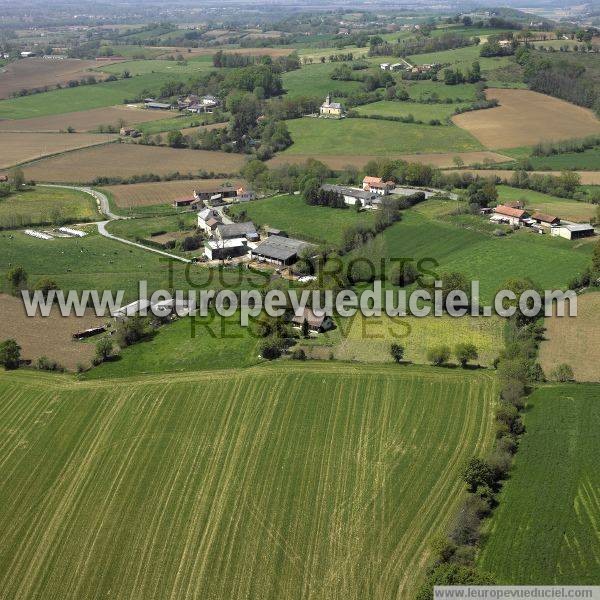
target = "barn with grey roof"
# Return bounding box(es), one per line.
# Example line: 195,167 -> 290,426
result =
251,235 -> 314,266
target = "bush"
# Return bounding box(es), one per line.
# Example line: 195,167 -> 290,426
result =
260,338 -> 283,360
291,348 -> 307,361
95,338 -> 114,362
0,339 -> 21,370
115,316 -> 148,348
390,343 -> 405,363
454,342 -> 478,368
462,457 -> 495,493
36,356 -> 65,372
550,363 -> 574,382
427,344 -> 451,366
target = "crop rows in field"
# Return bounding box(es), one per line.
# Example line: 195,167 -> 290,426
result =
0,364 -> 495,600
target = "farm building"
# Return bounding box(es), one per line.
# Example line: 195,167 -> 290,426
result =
319,94 -> 344,118
265,227 -> 287,237
144,101 -> 172,111
491,205 -> 530,226
215,222 -> 259,242
112,299 -> 153,321
531,212 -> 560,228
236,187 -> 256,202
291,307 -> 334,333
173,197 -> 197,208
198,208 -> 223,233
321,184 -> 380,208
363,176 -> 394,196
193,187 -> 237,202
550,223 -> 595,240
204,238 -> 248,261
251,235 -> 314,266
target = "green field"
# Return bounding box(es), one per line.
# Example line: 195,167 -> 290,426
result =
0,186 -> 97,229
526,148 -> 600,171
478,383 -> 600,584
283,117 -> 483,155
355,100 -> 467,122
497,185 -> 597,222
105,212 -> 198,242
134,114 -> 220,135
348,208 -> 592,303
282,62 -> 365,99
408,44 -> 512,74
0,228 -> 265,300
404,80 -> 479,102
0,73 -> 186,120
0,363 -> 495,599
229,193 -> 375,245
300,312 -> 504,366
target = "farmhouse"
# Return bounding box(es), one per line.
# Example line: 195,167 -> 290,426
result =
491,205 -> 530,226
531,212 -> 560,228
204,238 -> 248,261
251,235 -> 314,266
215,222 -> 259,242
320,94 -> 344,118
291,308 -> 334,333
363,176 -> 394,195
236,187 -> 256,202
321,184 -> 380,208
550,223 -> 595,240
197,208 -> 223,233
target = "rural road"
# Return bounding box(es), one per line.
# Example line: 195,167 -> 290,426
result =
40,184 -> 191,264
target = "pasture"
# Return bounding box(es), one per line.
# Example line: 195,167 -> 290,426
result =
408,44 -> 512,75
0,186 -> 98,229
0,105 -> 172,133
0,72 -> 185,120
0,58 -> 105,99
98,57 -> 214,77
105,177 -> 244,209
404,80 -> 479,102
348,210 -> 592,304
452,89 -> 600,149
0,228 -> 265,300
523,147 -> 600,172
301,312 -> 503,366
229,193 -> 376,245
354,100 -> 467,122
0,132 -> 116,169
539,292 -> 600,383
283,117 -> 483,156
20,144 -> 246,183
0,293 -> 101,370
447,169 -> 600,186
282,62 -> 364,99
496,185 -> 597,222
0,363 -> 495,599
478,383 -> 600,584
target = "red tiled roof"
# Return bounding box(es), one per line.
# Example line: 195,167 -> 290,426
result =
494,205 -> 528,219
532,212 -> 559,224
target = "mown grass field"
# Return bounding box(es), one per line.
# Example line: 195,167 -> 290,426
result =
348,209 -> 592,304
0,363 -> 495,599
0,229 -> 264,300
0,186 -> 98,229
354,100 -> 467,122
0,73 -> 186,120
283,117 -> 483,156
478,383 -> 600,584
282,62 -> 365,99
524,147 -> 600,172
404,80 -> 479,102
98,56 -> 214,76
300,312 -> 504,366
496,185 -> 597,222
408,44 -> 512,74
229,193 -> 376,245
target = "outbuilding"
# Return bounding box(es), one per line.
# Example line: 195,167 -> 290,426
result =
550,223 -> 595,240
291,308 -> 335,333
251,235 -> 314,266
204,238 -> 248,261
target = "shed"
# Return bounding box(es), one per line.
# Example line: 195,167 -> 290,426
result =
291,308 -> 334,332
251,235 -> 314,266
